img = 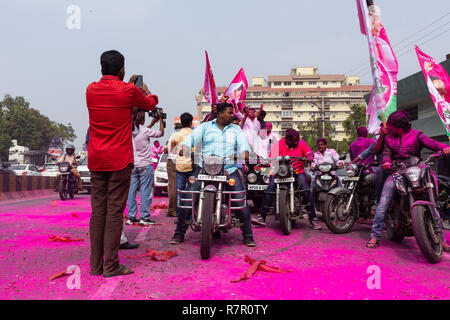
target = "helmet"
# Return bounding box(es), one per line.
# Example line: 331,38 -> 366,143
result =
66,144 -> 75,155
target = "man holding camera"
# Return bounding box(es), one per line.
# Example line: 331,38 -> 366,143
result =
86,50 -> 158,277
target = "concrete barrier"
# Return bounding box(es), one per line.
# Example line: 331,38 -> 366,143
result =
0,174 -> 56,201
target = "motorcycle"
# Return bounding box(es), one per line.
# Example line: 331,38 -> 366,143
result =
323,162 -> 377,233
246,157 -> 272,213
177,155 -> 247,260
264,156 -> 311,235
58,160 -> 78,201
311,161 -> 342,216
384,152 -> 447,263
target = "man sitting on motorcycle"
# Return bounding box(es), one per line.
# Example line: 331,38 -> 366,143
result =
366,111 -> 450,250
54,144 -> 82,191
170,102 -> 256,247
254,129 -> 321,229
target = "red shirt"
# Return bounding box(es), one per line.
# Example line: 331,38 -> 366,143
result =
86,75 -> 158,171
270,138 -> 312,173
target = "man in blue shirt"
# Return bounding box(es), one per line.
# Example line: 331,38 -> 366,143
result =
170,102 -> 256,247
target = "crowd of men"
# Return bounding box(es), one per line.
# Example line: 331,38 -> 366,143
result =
82,50 -> 450,278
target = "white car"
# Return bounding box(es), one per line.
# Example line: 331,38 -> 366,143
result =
153,153 -> 168,197
77,157 -> 91,193
10,164 -> 42,176
41,163 -> 59,177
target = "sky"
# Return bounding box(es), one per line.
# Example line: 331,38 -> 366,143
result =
0,0 -> 449,150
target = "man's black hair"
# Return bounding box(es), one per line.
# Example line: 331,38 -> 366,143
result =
180,112 -> 193,128
101,50 -> 125,76
317,138 -> 327,145
285,129 -> 299,141
216,102 -> 233,114
259,110 -> 267,118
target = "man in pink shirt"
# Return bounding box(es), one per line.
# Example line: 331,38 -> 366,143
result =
254,129 -> 321,229
240,107 -> 261,151
150,140 -> 163,170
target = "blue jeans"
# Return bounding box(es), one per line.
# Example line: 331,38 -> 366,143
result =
261,173 -> 316,222
175,167 -> 253,238
126,164 -> 154,220
371,175 -> 446,242
176,170 -> 194,218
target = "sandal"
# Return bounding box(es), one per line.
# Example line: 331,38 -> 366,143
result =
366,238 -> 379,249
310,221 -> 322,230
103,264 -> 134,278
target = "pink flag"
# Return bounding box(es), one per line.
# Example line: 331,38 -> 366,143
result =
223,68 -> 248,112
356,0 -> 398,134
203,51 -> 218,106
415,46 -> 450,137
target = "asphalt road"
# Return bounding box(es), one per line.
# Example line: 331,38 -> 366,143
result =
0,193 -> 449,300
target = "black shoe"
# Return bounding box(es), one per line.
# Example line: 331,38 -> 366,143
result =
243,236 -> 256,247
126,217 -> 139,225
170,234 -> 184,244
119,242 -> 139,250
138,218 -> 157,226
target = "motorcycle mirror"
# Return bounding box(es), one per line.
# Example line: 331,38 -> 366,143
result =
339,154 -> 347,161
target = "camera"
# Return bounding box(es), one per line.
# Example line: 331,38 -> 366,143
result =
133,107 -> 167,130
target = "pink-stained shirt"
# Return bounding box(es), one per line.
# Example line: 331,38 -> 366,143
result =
241,117 -> 261,149
150,145 -> 163,162
312,148 -> 343,169
133,126 -> 163,168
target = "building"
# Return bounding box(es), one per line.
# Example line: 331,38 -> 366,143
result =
196,67 -> 372,140
396,55 -> 450,143
8,140 -> 29,163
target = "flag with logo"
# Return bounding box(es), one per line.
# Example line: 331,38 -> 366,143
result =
223,68 -> 248,113
415,46 -> 450,137
203,51 -> 218,106
356,0 -> 398,134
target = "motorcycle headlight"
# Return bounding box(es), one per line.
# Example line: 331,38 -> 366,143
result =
406,167 -> 421,183
346,164 -> 358,177
204,156 -> 224,175
277,164 -> 289,178
319,164 -> 332,173
263,174 -> 271,184
248,173 -> 257,184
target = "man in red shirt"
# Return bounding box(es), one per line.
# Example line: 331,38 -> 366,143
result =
254,129 -> 321,229
86,50 -> 158,277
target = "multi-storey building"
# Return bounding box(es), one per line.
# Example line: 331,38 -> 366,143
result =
196,67 -> 371,141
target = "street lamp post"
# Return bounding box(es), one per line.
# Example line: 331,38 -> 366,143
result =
311,97 -> 325,138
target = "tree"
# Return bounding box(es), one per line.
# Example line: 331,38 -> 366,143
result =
0,95 -> 76,161
297,115 -> 337,151
342,104 -> 368,141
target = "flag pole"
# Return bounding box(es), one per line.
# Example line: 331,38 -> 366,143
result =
382,113 -> 387,128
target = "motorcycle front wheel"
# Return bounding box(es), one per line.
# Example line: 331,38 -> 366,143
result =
58,177 -> 67,201
279,189 -> 292,235
324,192 -> 357,234
411,205 -> 442,263
200,191 -> 215,260
68,176 -> 75,199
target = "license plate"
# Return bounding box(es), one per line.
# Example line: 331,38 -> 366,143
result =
198,174 -> 227,182
248,185 -> 268,191
343,177 -> 359,182
82,178 -> 90,182
321,175 -> 332,181
274,177 -> 295,183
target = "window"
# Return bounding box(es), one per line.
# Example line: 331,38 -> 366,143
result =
282,111 -> 293,118
284,92 -> 290,97
323,81 -> 328,85
309,81 -> 317,85
296,81 -> 303,85
274,82 -> 281,86
282,122 -> 293,129
284,81 -> 291,86
253,92 -> 261,97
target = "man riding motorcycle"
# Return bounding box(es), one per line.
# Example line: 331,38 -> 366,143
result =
254,129 -> 321,230
54,144 -> 82,191
170,102 -> 256,247
366,111 -> 450,250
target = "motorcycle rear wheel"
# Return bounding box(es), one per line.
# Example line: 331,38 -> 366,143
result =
411,205 -> 442,263
279,189 -> 292,235
58,178 -> 67,201
324,192 -> 357,234
200,192 -> 215,260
